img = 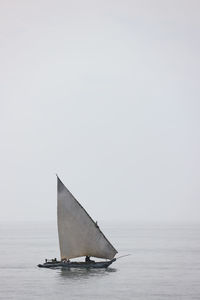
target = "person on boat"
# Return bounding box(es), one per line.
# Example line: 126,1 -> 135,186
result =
62,258 -> 70,263
85,256 -> 95,263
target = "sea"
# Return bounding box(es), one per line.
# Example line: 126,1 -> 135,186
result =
0,221 -> 200,299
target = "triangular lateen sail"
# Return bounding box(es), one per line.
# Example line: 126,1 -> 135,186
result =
57,176 -> 118,260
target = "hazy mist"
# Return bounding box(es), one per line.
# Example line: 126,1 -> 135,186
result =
0,0 -> 200,223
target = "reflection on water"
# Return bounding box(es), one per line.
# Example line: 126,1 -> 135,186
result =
58,267 -> 117,280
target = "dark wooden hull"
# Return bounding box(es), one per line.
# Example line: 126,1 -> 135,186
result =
38,258 -> 116,269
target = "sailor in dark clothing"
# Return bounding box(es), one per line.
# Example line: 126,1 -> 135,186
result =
85,256 -> 90,262
85,256 -> 95,263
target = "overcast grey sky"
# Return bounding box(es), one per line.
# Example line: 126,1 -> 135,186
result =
0,0 -> 199,223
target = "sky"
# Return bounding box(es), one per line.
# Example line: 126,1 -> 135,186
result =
0,0 -> 200,223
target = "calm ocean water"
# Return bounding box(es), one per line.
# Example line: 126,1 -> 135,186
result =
0,221 -> 200,299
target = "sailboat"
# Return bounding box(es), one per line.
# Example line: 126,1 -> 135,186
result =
38,176 -> 118,268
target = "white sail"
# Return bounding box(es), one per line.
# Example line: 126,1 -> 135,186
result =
57,176 -> 118,260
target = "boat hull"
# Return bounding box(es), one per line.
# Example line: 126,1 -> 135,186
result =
38,258 -> 116,269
